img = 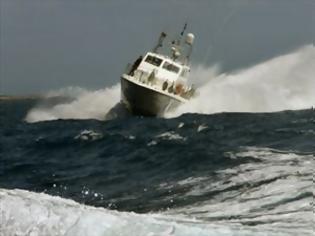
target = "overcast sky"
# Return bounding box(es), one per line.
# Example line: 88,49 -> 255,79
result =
1,0 -> 314,95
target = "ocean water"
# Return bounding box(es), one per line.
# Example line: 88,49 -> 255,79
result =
0,46 -> 314,236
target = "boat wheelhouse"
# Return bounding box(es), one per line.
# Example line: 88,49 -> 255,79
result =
120,26 -> 195,116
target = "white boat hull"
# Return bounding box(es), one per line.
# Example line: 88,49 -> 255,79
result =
120,75 -> 184,116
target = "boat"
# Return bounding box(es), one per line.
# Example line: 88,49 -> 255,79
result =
120,25 -> 196,116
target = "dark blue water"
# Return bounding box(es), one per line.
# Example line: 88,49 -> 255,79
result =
0,99 -> 314,235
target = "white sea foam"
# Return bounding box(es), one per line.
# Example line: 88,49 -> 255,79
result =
25,85 -> 120,123
147,132 -> 186,146
197,124 -> 208,132
167,147 -> 314,236
167,45 -> 315,117
74,130 -> 103,141
156,131 -> 186,141
0,188 -> 284,236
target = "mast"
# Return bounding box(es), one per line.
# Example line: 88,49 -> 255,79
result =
153,32 -> 167,53
152,24 -> 195,66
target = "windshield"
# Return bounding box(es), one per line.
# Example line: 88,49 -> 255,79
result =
162,61 -> 180,74
145,55 -> 163,66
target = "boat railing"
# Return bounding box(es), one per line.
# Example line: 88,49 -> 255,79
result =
124,63 -> 133,75
126,68 -> 195,99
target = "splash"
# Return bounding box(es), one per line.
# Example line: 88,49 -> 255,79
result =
25,85 -> 120,123
167,45 -> 315,117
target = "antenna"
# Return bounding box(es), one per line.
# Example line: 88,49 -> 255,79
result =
178,23 -> 188,45
180,23 -> 188,36
170,23 -> 188,62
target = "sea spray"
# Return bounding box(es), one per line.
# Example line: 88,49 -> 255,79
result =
25,85 -> 120,122
166,45 -> 315,117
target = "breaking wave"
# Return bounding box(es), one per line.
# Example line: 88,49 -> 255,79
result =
0,189 -> 252,236
25,45 -> 314,123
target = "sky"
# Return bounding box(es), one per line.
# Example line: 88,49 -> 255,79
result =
0,0 -> 314,95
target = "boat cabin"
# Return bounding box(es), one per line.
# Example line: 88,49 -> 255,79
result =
135,52 -> 189,83
123,29 -> 195,98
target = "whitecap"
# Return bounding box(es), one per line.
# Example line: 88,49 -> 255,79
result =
155,132 -> 186,141
74,130 -> 103,141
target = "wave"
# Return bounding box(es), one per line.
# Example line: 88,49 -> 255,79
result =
166,147 -> 313,235
0,188 -> 283,236
25,45 -> 314,122
170,147 -> 314,219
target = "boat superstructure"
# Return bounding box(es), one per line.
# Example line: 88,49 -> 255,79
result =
120,25 -> 196,116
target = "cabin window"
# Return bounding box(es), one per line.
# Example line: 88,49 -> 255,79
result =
145,55 -> 163,67
162,61 -> 180,74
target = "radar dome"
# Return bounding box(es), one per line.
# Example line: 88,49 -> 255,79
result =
185,33 -> 195,45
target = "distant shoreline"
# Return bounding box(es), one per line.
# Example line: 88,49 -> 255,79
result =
0,95 -> 41,101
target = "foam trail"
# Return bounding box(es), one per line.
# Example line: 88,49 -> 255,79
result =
0,188 -> 287,236
167,45 -> 315,117
25,84 -> 120,123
